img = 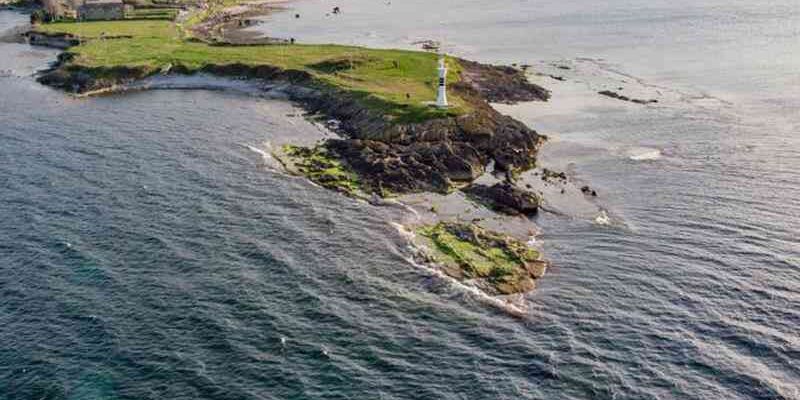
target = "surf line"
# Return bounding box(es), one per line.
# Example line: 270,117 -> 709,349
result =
390,222 -> 531,318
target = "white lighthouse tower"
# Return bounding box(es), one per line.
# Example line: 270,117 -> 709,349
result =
436,55 -> 449,108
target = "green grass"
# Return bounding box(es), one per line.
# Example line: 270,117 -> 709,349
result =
36,20 -> 469,122
124,8 -> 178,21
35,20 -> 177,38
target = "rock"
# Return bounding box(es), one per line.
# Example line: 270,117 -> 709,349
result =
417,222 -> 544,295
321,89 -> 543,194
462,182 -> 540,216
25,31 -> 80,49
495,277 -> 535,295
599,90 -> 630,101
524,260 -> 547,278
411,39 -> 439,51
598,90 -> 658,104
457,58 -> 551,103
541,168 -> 567,182
580,185 -> 597,196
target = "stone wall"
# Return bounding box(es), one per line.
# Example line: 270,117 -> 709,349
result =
78,3 -> 123,20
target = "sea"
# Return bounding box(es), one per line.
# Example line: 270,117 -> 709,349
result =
1,1 -> 799,398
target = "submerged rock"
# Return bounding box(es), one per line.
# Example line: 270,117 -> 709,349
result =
598,90 -> 658,104
462,182 -> 540,216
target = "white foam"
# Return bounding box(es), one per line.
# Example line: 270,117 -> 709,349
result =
243,142 -> 281,170
594,210 -> 611,225
383,199 -> 421,222
390,222 -> 530,318
244,143 -> 269,159
628,148 -> 662,161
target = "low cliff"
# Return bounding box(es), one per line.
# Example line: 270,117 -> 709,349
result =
39,56 -> 549,195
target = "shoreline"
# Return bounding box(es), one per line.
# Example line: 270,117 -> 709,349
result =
20,4 -> 569,314
189,0 -> 291,43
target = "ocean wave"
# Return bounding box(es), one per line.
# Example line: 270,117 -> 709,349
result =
243,142 -> 286,172
628,148 -> 662,161
594,210 -> 611,226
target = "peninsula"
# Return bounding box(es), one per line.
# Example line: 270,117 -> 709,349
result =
23,0 -> 555,299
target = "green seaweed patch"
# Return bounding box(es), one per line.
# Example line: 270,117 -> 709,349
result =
279,144 -> 362,197
416,222 -> 546,294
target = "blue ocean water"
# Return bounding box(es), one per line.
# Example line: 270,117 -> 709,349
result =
2,2 -> 800,399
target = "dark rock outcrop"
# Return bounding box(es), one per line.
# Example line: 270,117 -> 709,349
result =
580,185 -> 598,196
323,97 -> 544,194
292,62 -> 547,194
37,63 -> 152,93
25,31 -> 80,49
463,182 -> 540,216
598,90 -> 658,105
458,58 -> 550,103
540,168 -> 567,183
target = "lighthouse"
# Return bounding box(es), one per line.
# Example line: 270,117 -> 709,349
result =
436,56 -> 448,108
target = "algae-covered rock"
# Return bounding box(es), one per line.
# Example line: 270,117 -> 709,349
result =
416,222 -> 546,295
275,144 -> 362,197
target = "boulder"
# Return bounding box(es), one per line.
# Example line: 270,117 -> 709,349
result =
524,260 -> 547,279
462,182 -> 540,216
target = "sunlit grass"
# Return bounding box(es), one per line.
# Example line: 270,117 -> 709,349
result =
36,20 -> 469,122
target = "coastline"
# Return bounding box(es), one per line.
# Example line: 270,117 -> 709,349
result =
21,2 -> 570,314
5,3 -> 800,397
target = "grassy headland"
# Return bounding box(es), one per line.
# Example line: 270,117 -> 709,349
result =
31,15 -> 552,297
34,19 -> 468,123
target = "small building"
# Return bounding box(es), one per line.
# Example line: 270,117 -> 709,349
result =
41,0 -> 79,20
77,0 -> 124,21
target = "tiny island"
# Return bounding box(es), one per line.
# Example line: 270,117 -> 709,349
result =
18,0 -> 555,302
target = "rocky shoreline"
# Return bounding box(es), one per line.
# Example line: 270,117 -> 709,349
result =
598,89 -> 658,105
38,55 -> 550,194
29,13 -> 555,301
